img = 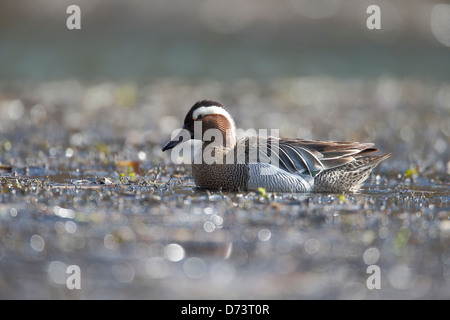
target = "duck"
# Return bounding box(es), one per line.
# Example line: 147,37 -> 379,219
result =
162,100 -> 390,193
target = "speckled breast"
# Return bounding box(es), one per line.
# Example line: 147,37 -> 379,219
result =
192,163 -> 249,191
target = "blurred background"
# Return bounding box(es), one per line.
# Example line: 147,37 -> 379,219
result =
0,0 -> 449,170
1,0 -> 450,81
0,0 -> 449,300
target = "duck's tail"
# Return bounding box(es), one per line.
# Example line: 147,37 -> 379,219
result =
313,153 -> 391,192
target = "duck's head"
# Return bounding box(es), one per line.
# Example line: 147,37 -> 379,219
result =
162,100 -> 236,151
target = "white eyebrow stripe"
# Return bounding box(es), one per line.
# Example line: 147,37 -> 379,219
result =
192,106 -> 236,131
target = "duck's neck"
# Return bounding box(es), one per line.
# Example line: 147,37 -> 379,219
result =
197,128 -> 236,165
203,114 -> 237,150
224,128 -> 237,150
202,128 -> 236,150
221,114 -> 237,150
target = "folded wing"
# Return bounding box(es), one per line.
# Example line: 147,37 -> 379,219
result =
248,137 -> 379,178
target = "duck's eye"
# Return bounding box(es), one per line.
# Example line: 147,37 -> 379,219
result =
197,114 -> 204,120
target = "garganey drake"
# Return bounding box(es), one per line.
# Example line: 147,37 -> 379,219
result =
162,100 -> 390,193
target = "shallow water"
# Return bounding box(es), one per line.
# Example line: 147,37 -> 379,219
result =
0,75 -> 449,299
0,154 -> 449,299
2,0 -> 450,301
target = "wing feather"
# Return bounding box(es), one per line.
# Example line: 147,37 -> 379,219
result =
241,136 -> 381,178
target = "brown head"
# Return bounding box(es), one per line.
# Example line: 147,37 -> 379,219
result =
162,100 -> 237,151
